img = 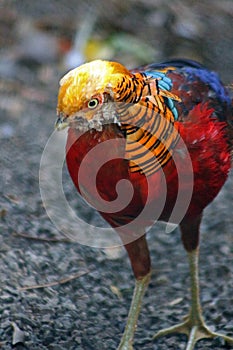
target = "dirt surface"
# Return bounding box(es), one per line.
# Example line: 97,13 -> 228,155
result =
0,1 -> 233,349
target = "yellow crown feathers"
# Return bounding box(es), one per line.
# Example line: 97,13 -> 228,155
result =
57,60 -> 132,116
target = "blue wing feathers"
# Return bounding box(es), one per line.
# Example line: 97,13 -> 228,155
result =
184,67 -> 230,104
144,71 -> 179,120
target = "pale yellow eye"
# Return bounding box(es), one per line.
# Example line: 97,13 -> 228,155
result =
88,98 -> 99,109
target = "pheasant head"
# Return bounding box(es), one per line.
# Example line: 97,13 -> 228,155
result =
56,60 -> 135,131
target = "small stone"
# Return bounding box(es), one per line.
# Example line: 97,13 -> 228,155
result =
11,322 -> 25,345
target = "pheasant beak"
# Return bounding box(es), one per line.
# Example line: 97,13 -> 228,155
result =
55,114 -> 69,131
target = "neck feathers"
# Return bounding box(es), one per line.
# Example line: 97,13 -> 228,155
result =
114,73 -> 180,176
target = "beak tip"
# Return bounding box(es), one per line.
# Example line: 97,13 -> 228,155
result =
55,116 -> 68,131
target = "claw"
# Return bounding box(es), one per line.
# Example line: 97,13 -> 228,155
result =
153,316 -> 233,350
153,249 -> 233,349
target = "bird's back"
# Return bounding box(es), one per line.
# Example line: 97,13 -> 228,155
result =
134,58 -> 232,123
136,59 -> 232,219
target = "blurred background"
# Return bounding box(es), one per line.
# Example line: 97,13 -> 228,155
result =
0,1 -> 233,349
1,0 -> 233,80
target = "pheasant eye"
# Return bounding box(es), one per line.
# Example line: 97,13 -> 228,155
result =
87,98 -> 99,109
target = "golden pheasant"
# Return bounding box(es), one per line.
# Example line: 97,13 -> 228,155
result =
55,59 -> 233,349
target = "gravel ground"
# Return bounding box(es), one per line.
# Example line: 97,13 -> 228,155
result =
0,1 -> 233,349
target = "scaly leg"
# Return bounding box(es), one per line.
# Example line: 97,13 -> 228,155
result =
153,248 -> 233,350
117,272 -> 151,350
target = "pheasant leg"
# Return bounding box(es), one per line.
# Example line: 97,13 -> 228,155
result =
153,249 -> 233,350
117,272 -> 151,350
